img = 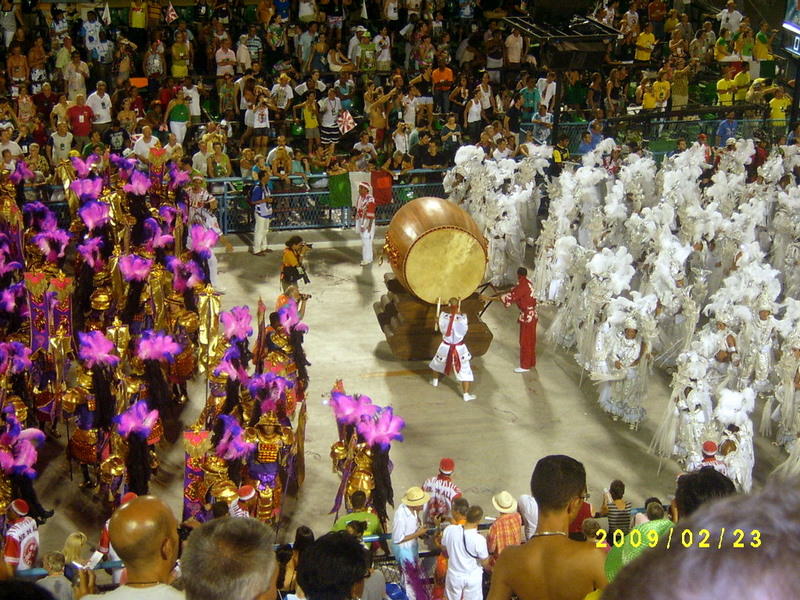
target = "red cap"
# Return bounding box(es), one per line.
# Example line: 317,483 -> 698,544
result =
238,485 -> 256,501
702,441 -> 718,455
439,458 -> 455,474
698,133 -> 708,140
10,499 -> 29,517
120,492 -> 138,506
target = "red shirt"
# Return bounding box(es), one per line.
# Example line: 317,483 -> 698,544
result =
159,87 -> 175,109
568,501 -> 593,534
67,104 -> 94,137
501,276 -> 538,323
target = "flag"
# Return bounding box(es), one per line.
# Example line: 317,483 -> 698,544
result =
101,2 -> 111,25
337,110 -> 356,134
166,2 -> 179,23
370,170 -> 394,205
327,173 -> 352,208
361,0 -> 368,19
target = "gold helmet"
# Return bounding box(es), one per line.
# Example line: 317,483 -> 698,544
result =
257,412 -> 281,427
91,288 -> 112,311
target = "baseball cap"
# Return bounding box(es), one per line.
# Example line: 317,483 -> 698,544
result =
120,492 -> 138,505
238,485 -> 256,501
439,458 -> 455,474
702,440 -> 718,455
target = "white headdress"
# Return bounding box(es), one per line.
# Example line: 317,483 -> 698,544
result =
715,388 -> 755,427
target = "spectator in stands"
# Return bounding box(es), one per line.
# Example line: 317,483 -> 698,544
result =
181,516 -> 278,600
76,495 -> 182,599
298,532 -> 368,600
487,491 -> 522,570
487,455 -> 606,600
600,480 -> 633,538
603,474 -> 786,600
36,552 -> 73,600
715,111 -> 738,146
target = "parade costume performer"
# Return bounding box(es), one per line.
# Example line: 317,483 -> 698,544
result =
113,400 -> 160,496
484,267 -> 538,372
430,298 -> 475,401
355,181 -> 376,266
328,381 -> 404,530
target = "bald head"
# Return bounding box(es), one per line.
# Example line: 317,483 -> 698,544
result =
109,496 -> 179,576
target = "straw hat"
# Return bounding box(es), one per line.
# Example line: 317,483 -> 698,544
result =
401,486 -> 430,507
492,491 -> 518,514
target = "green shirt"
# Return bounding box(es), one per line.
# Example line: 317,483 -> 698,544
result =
331,510 -> 381,537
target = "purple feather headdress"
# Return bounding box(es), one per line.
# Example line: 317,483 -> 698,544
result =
158,205 -> 177,228
9,160 -> 34,184
220,306 -> 253,341
189,225 -> 219,259
357,406 -> 405,450
22,202 -> 56,232
278,299 -> 309,334
0,410 -> 45,479
168,163 -> 191,190
330,391 -> 378,425
165,256 -> 203,292
114,401 -> 159,439
78,331 -> 120,368
0,252 -> 22,277
123,170 -> 152,196
213,346 -> 250,384
33,229 -> 71,262
136,330 -> 182,363
78,200 -> 111,231
77,237 -> 105,270
215,414 -> 255,460
0,282 -> 27,315
0,342 -> 33,376
110,153 -> 136,180
247,373 -> 292,413
71,154 -> 100,178
118,254 -> 153,282
143,218 -> 174,251
70,178 -> 104,202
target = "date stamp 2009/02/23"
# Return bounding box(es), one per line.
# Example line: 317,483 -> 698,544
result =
596,527 -> 762,550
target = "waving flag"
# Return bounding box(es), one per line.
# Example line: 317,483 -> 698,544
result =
166,2 -> 179,23
337,109 -> 356,134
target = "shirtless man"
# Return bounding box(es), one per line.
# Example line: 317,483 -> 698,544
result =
367,87 -> 397,151
487,455 -> 607,600
7,45 -> 29,95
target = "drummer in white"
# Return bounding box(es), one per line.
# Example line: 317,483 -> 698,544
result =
356,181 -> 376,266
430,298 -> 476,401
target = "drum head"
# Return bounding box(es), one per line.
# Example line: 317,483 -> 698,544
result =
405,228 -> 486,304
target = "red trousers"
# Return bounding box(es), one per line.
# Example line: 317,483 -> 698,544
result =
519,319 -> 537,369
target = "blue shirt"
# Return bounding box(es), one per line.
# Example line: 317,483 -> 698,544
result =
578,141 -> 595,154
250,184 -> 272,218
715,119 -> 737,144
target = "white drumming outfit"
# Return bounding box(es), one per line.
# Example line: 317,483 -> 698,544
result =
3,516 -> 39,571
430,311 -> 473,382
441,524 -> 488,600
355,192 -> 376,264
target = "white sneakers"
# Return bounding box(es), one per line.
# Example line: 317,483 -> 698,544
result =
360,261 -> 372,266
430,378 -> 439,387
463,393 -> 476,402
514,367 -> 530,373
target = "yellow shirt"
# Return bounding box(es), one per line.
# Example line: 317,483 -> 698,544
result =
130,2 -> 147,29
753,31 -> 772,61
302,105 -> 319,129
770,96 -> 791,125
716,78 -> 735,106
733,71 -> 750,102
714,38 -> 730,61
642,91 -> 657,109
653,80 -> 670,102
635,32 -> 655,61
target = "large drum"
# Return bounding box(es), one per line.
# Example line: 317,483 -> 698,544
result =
384,197 -> 487,304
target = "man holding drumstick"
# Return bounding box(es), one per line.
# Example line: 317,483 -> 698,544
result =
430,298 -> 476,402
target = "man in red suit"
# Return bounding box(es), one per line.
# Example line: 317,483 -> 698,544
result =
484,267 -> 538,372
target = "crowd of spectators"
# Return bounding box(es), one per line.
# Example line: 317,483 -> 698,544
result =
0,0 -> 790,209
2,457 -> 799,600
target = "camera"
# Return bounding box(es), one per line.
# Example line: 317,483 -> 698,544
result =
301,242 -> 313,248
300,293 -> 312,300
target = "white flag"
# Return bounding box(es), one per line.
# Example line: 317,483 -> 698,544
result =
101,2 -> 111,25
166,2 -> 179,23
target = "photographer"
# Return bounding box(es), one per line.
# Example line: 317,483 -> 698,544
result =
280,235 -> 311,292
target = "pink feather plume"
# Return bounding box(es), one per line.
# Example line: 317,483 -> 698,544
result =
215,414 -> 255,460
78,200 -> 111,231
189,225 -> 219,259
357,406 -> 405,449
136,330 -> 182,362
114,401 -> 159,439
123,170 -> 152,195
78,331 -> 120,368
77,237 -> 105,270
118,254 -> 153,282
220,306 -> 253,341
330,391 -> 378,425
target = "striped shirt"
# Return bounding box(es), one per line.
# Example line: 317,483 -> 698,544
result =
607,500 -> 633,537
422,475 -> 461,525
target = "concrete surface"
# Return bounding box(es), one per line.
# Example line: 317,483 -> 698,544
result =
33,232 -> 786,555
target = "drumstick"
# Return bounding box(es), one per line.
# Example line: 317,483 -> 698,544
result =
435,297 -> 440,332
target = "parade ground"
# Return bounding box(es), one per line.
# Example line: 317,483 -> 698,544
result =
32,236 -> 787,551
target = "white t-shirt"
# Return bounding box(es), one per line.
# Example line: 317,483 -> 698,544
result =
518,494 -> 539,540
0,140 -> 22,157
466,99 -> 483,124
402,95 -> 417,125
374,34 -> 392,62
254,107 -> 271,129
182,85 -> 202,117
50,132 -> 73,162
87,91 -> 112,124
215,48 -> 237,77
133,136 -> 158,160
271,84 -> 294,109
3,517 -> 39,570
83,584 -> 185,599
477,84 -> 493,110
441,524 -> 488,576
391,503 -> 420,551
505,34 -> 523,63
319,97 -> 341,128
